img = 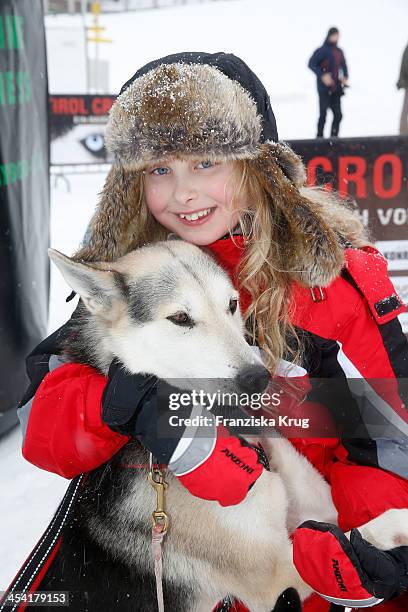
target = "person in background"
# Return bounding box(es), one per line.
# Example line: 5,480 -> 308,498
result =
397,42 -> 408,135
308,27 -> 349,138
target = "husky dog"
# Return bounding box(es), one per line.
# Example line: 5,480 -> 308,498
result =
39,240 -> 408,612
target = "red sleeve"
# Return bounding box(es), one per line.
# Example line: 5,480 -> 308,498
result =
289,437 -> 340,481
23,363 -> 129,478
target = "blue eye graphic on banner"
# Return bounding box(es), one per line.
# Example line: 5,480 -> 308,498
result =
49,94 -> 115,164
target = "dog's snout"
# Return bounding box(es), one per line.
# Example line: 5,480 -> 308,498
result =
237,365 -> 270,393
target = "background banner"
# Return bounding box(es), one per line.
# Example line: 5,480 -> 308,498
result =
0,0 -> 49,436
290,136 -> 408,332
49,94 -> 115,164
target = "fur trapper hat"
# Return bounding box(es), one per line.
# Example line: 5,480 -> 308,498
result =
106,52 -> 278,168
77,52 -> 347,287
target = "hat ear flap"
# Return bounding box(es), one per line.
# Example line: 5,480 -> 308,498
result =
73,165 -> 144,263
250,145 -> 344,287
265,141 -> 307,188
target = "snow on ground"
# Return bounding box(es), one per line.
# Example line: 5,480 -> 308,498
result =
0,428 -> 69,590
1,0 -> 408,592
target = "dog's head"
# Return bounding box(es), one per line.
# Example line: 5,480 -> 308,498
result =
49,241 -> 269,392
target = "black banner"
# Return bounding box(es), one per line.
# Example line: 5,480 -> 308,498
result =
0,1 -> 49,436
290,136 -> 408,241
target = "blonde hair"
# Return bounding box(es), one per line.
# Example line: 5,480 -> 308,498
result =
76,155 -> 370,373
230,158 -> 371,372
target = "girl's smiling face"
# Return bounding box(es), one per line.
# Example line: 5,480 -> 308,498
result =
143,158 -> 247,245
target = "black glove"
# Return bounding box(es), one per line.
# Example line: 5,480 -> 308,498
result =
101,360 -> 265,506
101,359 -> 177,462
349,528 -> 408,600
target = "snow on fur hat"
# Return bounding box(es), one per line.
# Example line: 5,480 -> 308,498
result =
76,52 -> 344,286
106,52 -> 278,168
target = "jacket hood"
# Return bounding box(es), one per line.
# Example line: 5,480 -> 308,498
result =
324,27 -> 339,45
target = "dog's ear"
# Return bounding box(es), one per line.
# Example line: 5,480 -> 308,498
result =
48,249 -> 123,318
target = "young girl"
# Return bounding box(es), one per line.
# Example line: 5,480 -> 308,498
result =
19,52 -> 408,611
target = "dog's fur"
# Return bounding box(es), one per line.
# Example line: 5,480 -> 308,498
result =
41,240 -> 408,612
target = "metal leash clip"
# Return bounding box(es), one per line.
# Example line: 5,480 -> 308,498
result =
148,453 -> 169,534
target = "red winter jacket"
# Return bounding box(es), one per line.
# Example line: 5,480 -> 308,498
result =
19,236 -> 408,528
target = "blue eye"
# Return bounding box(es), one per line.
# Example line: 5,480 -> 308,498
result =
197,160 -> 214,169
152,167 -> 170,175
80,133 -> 106,158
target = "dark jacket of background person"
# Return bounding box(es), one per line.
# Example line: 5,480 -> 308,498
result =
397,44 -> 408,135
397,44 -> 408,90
309,35 -> 349,95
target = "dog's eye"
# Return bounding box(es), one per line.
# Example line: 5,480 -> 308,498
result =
167,312 -> 194,327
229,298 -> 238,315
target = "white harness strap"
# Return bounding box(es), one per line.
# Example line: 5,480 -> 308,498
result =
152,524 -> 166,612
149,454 -> 169,612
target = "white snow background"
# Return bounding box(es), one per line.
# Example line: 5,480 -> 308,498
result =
1,0 -> 408,591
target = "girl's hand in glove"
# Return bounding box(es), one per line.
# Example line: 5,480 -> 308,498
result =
292,520 -> 408,607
